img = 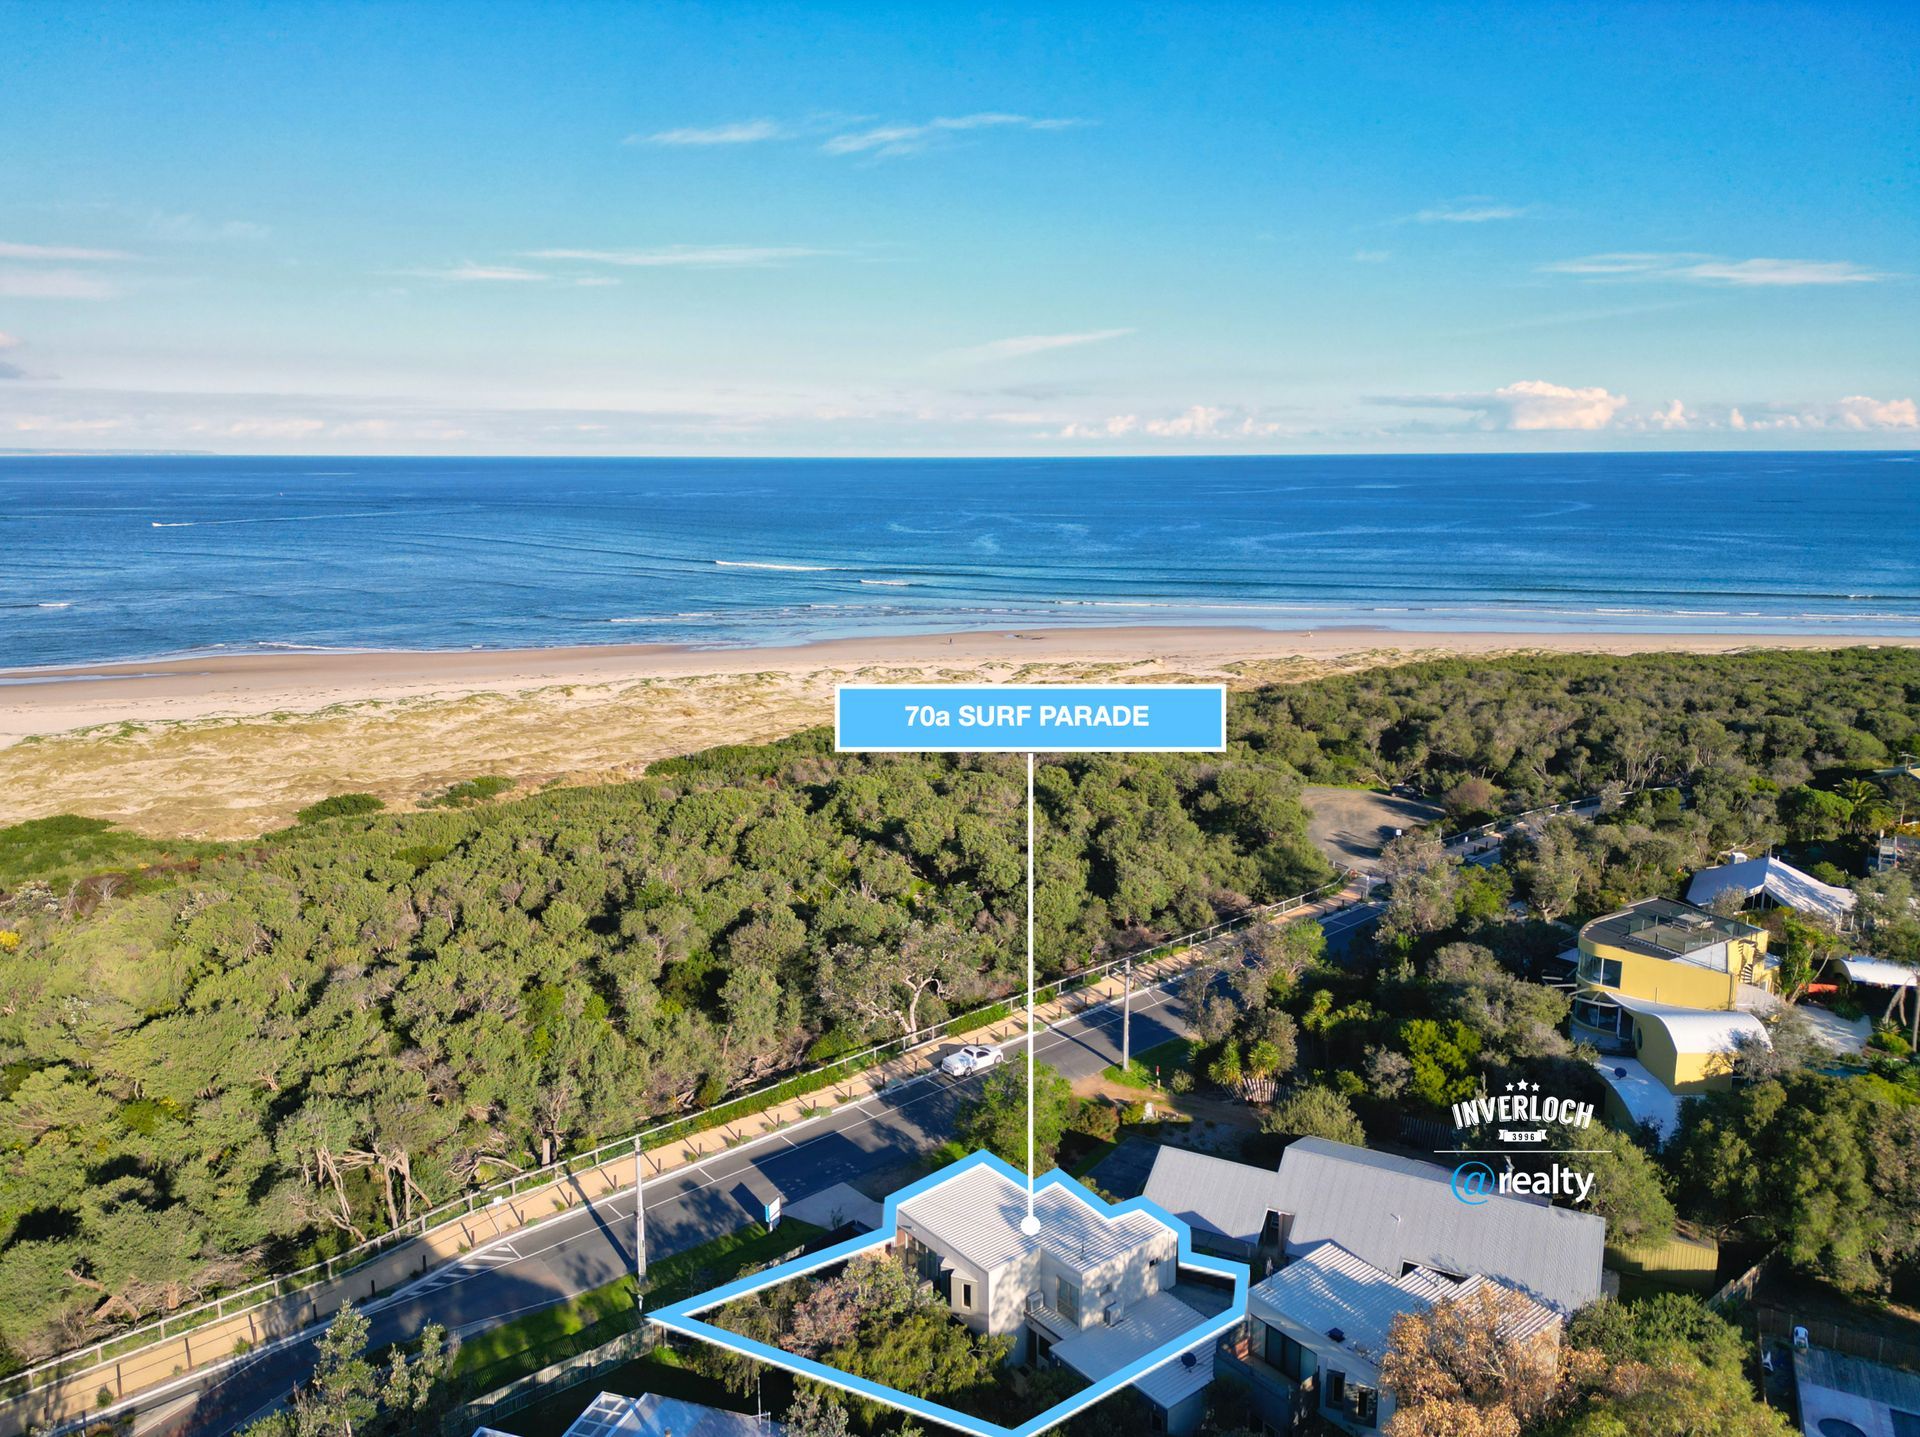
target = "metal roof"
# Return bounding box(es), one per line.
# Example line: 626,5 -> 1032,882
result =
1249,1243 -> 1450,1367
1270,1138 -> 1605,1315
1687,854 -> 1856,923
1143,1147 -> 1293,1248
1841,955 -> 1920,989
1134,1339 -> 1216,1411
544,1393 -> 781,1437
896,1162 -> 1169,1277
1794,1344 -> 1920,1413
1610,989 -> 1770,1054
1250,1244 -> 1558,1371
1052,1291 -> 1210,1385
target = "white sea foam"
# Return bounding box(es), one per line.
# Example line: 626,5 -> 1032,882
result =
151,511 -> 394,529
713,559 -> 839,572
37,601 -> 71,608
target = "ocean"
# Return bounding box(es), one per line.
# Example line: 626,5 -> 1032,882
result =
4,451 -> 1918,668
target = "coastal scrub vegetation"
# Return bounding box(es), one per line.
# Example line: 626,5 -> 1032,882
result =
1379,1290 -> 1792,1436
2,647 -> 1918,1367
699,1249 -> 1034,1422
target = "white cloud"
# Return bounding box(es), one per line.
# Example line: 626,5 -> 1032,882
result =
1055,405 -> 1286,441
220,417 -> 328,438
823,112 -> 1080,158
525,245 -> 829,268
410,263 -> 550,282
630,119 -> 785,146
1412,203 -> 1529,223
0,267 -> 118,299
1377,379 -> 1630,431
0,239 -> 136,261
941,328 -> 1133,363
147,213 -> 270,243
1836,395 -> 1918,429
1541,252 -> 1888,286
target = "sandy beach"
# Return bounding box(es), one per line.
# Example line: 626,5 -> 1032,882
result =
5,626 -> 1917,838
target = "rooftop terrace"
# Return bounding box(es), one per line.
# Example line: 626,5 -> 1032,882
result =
1583,897 -> 1759,967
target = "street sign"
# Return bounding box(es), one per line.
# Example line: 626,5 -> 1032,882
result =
764,1195 -> 782,1230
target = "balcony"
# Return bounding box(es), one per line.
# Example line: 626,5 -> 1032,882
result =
1215,1329 -> 1309,1427
1024,1292 -> 1079,1341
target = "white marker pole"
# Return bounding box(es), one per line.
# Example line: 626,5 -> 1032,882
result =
1021,751 -> 1041,1237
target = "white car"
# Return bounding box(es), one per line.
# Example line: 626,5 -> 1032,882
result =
941,1044 -> 1004,1079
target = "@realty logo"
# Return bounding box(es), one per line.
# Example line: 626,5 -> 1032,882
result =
1446,1079 -> 1598,1207
1450,1162 -> 1496,1204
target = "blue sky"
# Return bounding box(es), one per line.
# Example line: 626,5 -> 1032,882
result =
1,1 -> 1914,454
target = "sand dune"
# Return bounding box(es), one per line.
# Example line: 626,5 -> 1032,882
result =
4,626 -> 1914,839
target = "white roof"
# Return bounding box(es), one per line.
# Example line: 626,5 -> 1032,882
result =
1134,1339 -> 1215,1411
1593,1056 -> 1686,1139
1687,854 -> 1855,922
897,1164 -> 1168,1277
551,1393 -> 780,1437
1841,955 -> 1920,988
1052,1290 -> 1209,1385
1610,990 -> 1770,1054
1250,1243 -> 1557,1371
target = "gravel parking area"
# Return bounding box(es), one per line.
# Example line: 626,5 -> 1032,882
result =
1302,785 -> 1444,871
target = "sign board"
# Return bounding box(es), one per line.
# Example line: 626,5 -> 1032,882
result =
764,1195 -> 782,1229
835,684 -> 1226,753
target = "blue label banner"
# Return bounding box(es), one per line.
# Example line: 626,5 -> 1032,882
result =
835,684 -> 1226,753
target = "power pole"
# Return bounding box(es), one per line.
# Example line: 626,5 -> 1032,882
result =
1121,957 -> 1134,1071
633,1142 -> 647,1319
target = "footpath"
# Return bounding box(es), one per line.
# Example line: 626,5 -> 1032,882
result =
0,884 -> 1359,1437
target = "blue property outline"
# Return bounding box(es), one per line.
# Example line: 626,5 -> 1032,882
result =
648,1150 -> 1251,1437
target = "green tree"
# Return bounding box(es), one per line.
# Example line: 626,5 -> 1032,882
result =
960,1062 -> 1076,1172
1564,1125 -> 1675,1244
1400,1019 -> 1484,1109
242,1303 -> 449,1437
785,1386 -> 853,1437
1262,1084 -> 1366,1145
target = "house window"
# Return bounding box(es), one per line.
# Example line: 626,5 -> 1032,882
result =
1572,997 -> 1621,1035
960,1281 -> 973,1310
1351,1384 -> 1379,1428
1264,1327 -> 1313,1381
1260,1209 -> 1286,1247
1148,1406 -> 1166,1433
1056,1278 -> 1080,1325
1323,1369 -> 1345,1411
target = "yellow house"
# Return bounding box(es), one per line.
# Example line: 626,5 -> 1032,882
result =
1609,992 -> 1766,1093
1591,993 -> 1768,1138
1573,899 -> 1775,1141
1573,897 -> 1773,1016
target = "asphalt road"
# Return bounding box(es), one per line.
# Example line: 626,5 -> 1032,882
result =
111,894 -> 1379,1437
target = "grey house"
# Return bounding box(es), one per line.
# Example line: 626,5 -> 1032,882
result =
1148,1139 -> 1606,1316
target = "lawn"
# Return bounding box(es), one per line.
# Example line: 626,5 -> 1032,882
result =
1101,1037 -> 1195,1090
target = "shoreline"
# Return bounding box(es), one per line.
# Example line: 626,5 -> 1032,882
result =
8,625 -> 1920,742
5,625 -> 1918,839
